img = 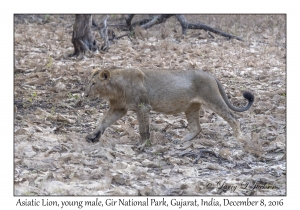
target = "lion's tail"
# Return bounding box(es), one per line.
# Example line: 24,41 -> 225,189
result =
215,78 -> 254,112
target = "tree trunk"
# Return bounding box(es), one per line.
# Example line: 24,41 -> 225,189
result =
71,15 -> 98,56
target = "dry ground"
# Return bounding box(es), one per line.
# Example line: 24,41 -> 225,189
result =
14,15 -> 286,195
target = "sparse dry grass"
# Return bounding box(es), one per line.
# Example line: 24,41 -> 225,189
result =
14,14 -> 286,195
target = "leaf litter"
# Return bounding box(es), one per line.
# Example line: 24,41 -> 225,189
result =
14,15 -> 286,195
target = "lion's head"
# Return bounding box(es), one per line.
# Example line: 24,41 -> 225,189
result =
84,69 -> 111,99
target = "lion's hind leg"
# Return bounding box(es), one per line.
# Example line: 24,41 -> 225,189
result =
205,94 -> 242,139
183,103 -> 202,141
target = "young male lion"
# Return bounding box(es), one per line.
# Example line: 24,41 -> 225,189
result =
84,67 -> 254,148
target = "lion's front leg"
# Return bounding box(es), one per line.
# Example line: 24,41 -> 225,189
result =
86,108 -> 127,143
136,103 -> 151,150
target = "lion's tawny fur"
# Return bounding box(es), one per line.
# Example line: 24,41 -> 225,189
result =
84,67 -> 254,146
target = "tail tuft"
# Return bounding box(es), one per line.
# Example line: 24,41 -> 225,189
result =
243,91 -> 254,102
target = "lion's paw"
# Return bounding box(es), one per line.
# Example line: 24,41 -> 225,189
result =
86,132 -> 100,143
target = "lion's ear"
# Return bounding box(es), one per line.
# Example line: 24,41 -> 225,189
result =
99,70 -> 111,81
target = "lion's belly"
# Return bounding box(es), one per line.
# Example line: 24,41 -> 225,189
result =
143,69 -> 204,114
150,101 -> 190,114
148,86 -> 200,114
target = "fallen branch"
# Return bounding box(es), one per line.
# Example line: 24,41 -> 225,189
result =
175,15 -> 243,41
180,149 -> 220,164
140,14 -> 174,29
114,14 -> 242,41
92,14 -> 243,51
114,33 -> 132,42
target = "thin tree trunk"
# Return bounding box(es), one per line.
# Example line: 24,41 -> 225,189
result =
92,15 -> 111,51
71,15 -> 98,56
125,14 -> 135,28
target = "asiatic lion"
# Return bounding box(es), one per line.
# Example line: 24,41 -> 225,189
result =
84,67 -> 254,147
